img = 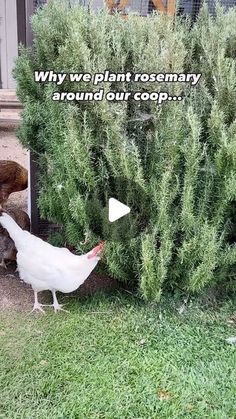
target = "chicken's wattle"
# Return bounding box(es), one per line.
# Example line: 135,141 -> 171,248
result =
87,241 -> 105,259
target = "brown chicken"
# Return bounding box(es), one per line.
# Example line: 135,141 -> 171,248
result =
0,161 -> 28,208
0,208 -> 30,268
7,208 -> 30,232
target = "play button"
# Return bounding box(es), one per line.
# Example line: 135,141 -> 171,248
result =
108,198 -> 130,222
85,176 -> 150,243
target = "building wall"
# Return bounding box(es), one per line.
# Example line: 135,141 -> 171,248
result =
0,0 -> 18,89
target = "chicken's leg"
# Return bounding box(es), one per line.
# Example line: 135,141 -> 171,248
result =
52,290 -> 68,313
32,291 -> 45,314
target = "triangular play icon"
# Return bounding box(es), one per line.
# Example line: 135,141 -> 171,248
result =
108,198 -> 130,222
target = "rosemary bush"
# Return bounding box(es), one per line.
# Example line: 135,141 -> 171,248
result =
14,1 -> 236,300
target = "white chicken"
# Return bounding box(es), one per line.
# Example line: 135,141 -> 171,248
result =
0,211 -> 105,313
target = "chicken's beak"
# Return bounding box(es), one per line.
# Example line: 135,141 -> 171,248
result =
87,241 -> 105,260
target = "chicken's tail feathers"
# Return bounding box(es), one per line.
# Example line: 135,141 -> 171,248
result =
0,212 -> 25,246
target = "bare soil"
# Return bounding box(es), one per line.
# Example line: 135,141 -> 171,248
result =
0,128 -> 120,312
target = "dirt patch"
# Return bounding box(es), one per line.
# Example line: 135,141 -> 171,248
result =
0,264 -> 33,311
77,272 -> 120,298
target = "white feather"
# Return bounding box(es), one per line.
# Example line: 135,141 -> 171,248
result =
0,212 -> 100,293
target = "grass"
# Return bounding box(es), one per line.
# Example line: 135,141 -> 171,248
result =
0,292 -> 235,419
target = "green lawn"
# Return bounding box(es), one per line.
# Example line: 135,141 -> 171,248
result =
0,292 -> 235,419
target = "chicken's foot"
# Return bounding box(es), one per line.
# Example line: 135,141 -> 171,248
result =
31,291 -> 45,314
52,290 -> 69,313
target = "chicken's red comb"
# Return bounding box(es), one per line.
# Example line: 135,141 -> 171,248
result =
87,241 -> 105,259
